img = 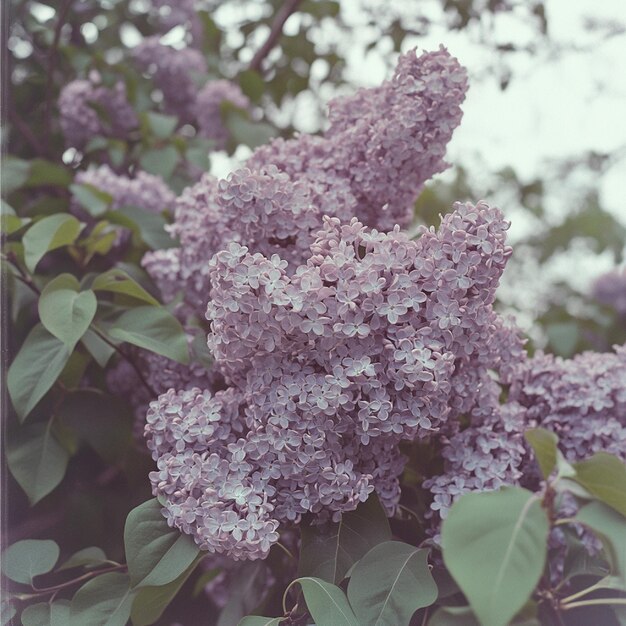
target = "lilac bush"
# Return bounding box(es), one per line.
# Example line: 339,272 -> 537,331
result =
195,80 -> 252,149
133,37 -> 208,122
143,47 -> 468,321
145,200 -> 520,558
74,165 -> 176,214
58,73 -> 138,148
591,267 -> 626,317
426,345 -> 626,522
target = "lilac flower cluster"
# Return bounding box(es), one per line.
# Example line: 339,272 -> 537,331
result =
142,47 -> 468,317
133,37 -> 207,121
426,345 -> 626,522
143,167 -> 319,322
145,201 -> 518,559
58,73 -> 138,148
247,46 -> 468,230
74,165 -> 176,214
591,267 -> 626,317
151,0 -> 201,41
195,80 -> 251,149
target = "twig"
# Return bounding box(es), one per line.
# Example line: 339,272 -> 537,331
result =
14,563 -> 127,600
44,0 -> 73,155
562,598 -> 626,610
7,106 -> 47,157
91,326 -> 159,397
249,0 -> 303,73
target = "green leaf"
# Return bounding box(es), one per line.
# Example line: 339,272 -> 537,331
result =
7,324 -> 71,420
572,452 -> 626,517
59,547 -> 108,571
217,561 -> 268,626
238,70 -> 265,102
70,572 -> 135,626
70,183 -> 113,217
59,390 -> 132,463
26,160 -> 72,188
23,214 -> 83,272
428,606 -> 479,626
224,109 -> 277,149
293,577 -> 359,626
1,539 -> 59,584
139,146 -> 179,179
298,493 -> 391,583
81,329 -> 116,368
38,274 -> 97,350
1,156 -> 31,195
124,499 -> 200,589
130,554 -> 202,626
347,541 -> 437,626
144,112 -> 178,139
524,428 -> 558,479
561,529 -> 610,582
107,306 -> 189,364
238,618 -> 282,626
93,269 -> 159,305
441,487 -> 550,626
20,600 -> 71,626
109,206 -> 176,249
6,421 -> 70,504
576,501 -> 626,585
1,200 -> 31,234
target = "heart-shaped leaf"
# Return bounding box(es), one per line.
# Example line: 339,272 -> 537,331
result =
299,493 -> 391,583
38,274 -> 97,350
1,539 -> 59,585
7,324 -> 71,420
293,577 -> 358,626
23,214 -> 82,272
6,421 -> 70,504
347,541 -> 437,626
107,306 -> 189,364
441,487 -> 549,626
124,499 -> 200,589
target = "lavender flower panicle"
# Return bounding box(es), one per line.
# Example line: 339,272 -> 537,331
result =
74,165 -> 176,214
591,267 -> 626,317
142,47 -> 468,318
426,345 -> 626,523
146,201 -> 518,559
195,80 -> 251,150
247,46 -> 468,231
133,37 -> 207,121
59,73 -> 138,148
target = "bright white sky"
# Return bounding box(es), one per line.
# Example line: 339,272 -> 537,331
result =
339,0 -> 626,227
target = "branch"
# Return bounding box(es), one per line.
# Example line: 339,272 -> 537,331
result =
44,0 -> 73,155
249,0 -> 303,73
7,107 -> 47,157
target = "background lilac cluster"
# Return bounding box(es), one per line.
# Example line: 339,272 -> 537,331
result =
426,345 -> 626,523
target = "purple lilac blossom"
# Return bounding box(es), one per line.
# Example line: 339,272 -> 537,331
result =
151,0 -> 202,42
591,267 -> 626,317
145,201 -> 518,559
142,47 -> 468,318
426,345 -> 626,523
133,37 -> 207,121
58,73 -> 138,148
74,165 -> 176,214
247,46 -> 468,230
195,80 -> 251,150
